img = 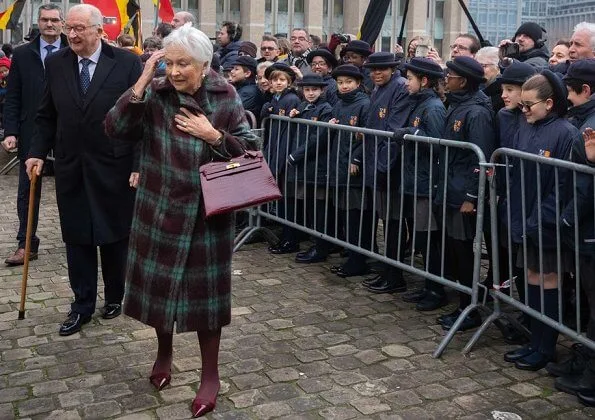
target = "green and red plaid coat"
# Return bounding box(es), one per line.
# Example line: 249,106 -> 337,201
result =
105,70 -> 257,332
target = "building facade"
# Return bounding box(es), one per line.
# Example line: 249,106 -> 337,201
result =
467,0 -> 522,46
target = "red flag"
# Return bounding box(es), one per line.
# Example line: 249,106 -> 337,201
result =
153,0 -> 174,23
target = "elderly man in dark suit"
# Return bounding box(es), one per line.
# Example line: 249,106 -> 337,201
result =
25,3 -> 142,336
1,4 -> 68,266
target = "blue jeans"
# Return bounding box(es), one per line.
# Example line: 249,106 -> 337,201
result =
16,160 -> 42,251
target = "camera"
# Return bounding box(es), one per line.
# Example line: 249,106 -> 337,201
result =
499,42 -> 520,59
337,34 -> 351,44
415,45 -> 430,58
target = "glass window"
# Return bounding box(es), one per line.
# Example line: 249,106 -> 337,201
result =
266,0 -> 271,11
172,0 -> 181,8
295,0 -> 304,13
230,0 -> 240,11
279,0 -> 288,12
435,1 -> 444,18
188,0 -> 198,9
334,0 -> 343,14
381,36 -> 391,52
216,1 -> 223,13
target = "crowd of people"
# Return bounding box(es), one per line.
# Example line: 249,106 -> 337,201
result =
0,3 -> 595,416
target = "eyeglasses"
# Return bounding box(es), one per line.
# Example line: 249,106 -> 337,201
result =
261,46 -> 276,51
65,24 -> 98,34
310,61 -> 328,67
445,73 -> 462,79
39,17 -> 62,24
449,44 -> 470,51
520,99 -> 548,111
479,63 -> 495,68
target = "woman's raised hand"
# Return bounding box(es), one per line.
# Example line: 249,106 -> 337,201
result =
133,50 -> 166,97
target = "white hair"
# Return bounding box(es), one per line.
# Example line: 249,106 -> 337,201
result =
475,46 -> 499,67
175,11 -> 196,26
68,4 -> 102,27
573,22 -> 595,50
257,61 -> 274,72
163,25 -> 213,65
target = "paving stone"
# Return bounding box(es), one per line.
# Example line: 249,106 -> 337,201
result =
350,396 -> 391,415
58,390 -> 94,408
509,382 -> 543,397
383,390 -> 422,407
331,371 -> 368,386
352,380 -> 389,397
44,409 -> 82,420
17,397 -> 55,416
31,379 -> 68,396
0,387 -> 29,403
454,394 -> 494,412
251,401 -> 292,419
8,370 -> 44,386
159,385 -> 198,404
0,403 -> 14,420
382,344 -> 415,358
297,377 -> 334,394
229,389 -> 267,408
83,401 -> 122,418
444,377 -> 484,394
230,373 -> 271,390
287,395 -> 327,412
516,398 -> 559,417
119,393 -> 160,413
266,367 -> 300,382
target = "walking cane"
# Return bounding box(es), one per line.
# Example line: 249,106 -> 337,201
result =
18,166 -> 39,320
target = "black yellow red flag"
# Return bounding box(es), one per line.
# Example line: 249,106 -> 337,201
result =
357,0 -> 392,46
0,0 -> 26,30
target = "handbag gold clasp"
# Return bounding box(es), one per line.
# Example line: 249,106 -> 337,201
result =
226,162 -> 240,169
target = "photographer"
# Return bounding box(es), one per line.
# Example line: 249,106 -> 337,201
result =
499,22 -> 549,70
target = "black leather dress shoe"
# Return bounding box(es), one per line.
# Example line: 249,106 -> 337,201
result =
269,240 -> 299,255
437,308 -> 462,325
504,345 -> 535,363
402,289 -> 427,303
416,291 -> 448,311
295,246 -> 327,263
546,344 -> 589,377
59,312 -> 92,336
102,303 -> 122,320
335,266 -> 369,278
362,274 -> 383,287
515,352 -> 553,371
441,312 -> 482,331
578,390 -> 595,406
366,278 -> 407,294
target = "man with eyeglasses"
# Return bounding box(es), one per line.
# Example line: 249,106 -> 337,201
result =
282,28 -> 312,73
24,4 -> 142,336
258,35 -> 280,63
1,4 -> 68,266
426,33 -> 479,67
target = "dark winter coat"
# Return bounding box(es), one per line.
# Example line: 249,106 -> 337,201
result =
353,71 -> 409,190
507,115 -> 581,245
4,34 -> 69,160
327,89 -> 370,186
234,78 -> 264,123
567,99 -> 595,133
217,41 -> 241,69
261,89 -> 301,176
401,89 -> 446,197
29,42 -> 142,245
323,74 -> 338,106
286,97 -> 333,183
435,89 -> 495,208
518,45 -> 549,70
104,70 -> 258,333
482,79 -> 505,114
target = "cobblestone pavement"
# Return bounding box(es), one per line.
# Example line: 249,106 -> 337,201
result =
0,174 -> 594,420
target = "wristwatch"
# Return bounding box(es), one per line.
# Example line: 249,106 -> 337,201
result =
213,131 -> 224,147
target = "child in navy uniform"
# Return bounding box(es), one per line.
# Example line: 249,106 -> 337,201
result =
397,57 -> 448,310
325,64 -> 371,278
286,74 -> 333,263
261,62 -> 302,255
503,71 -> 581,371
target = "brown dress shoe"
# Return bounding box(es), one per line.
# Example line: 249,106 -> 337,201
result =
5,248 -> 38,266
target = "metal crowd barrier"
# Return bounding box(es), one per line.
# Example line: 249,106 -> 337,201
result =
466,147 -> 595,353
235,115 -> 489,357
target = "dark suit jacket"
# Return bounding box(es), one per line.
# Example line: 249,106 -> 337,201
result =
29,42 -> 142,245
3,34 -> 69,160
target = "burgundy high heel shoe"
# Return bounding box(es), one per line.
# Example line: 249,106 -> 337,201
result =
149,363 -> 171,391
191,385 -> 220,418
191,396 -> 216,417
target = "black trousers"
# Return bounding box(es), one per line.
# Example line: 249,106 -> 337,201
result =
66,237 -> 128,316
17,160 -> 42,251
446,236 -> 475,309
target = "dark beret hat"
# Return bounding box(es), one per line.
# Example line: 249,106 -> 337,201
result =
343,40 -> 372,57
404,57 -> 445,79
332,64 -> 364,80
499,60 -> 537,85
296,73 -> 328,87
563,58 -> 595,84
542,69 -> 569,117
233,56 -> 258,74
446,56 -> 486,84
264,62 -> 297,82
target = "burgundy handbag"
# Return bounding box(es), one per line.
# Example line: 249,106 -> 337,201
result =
199,150 -> 282,218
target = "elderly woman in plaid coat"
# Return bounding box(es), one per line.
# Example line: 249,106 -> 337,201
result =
105,26 -> 257,417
